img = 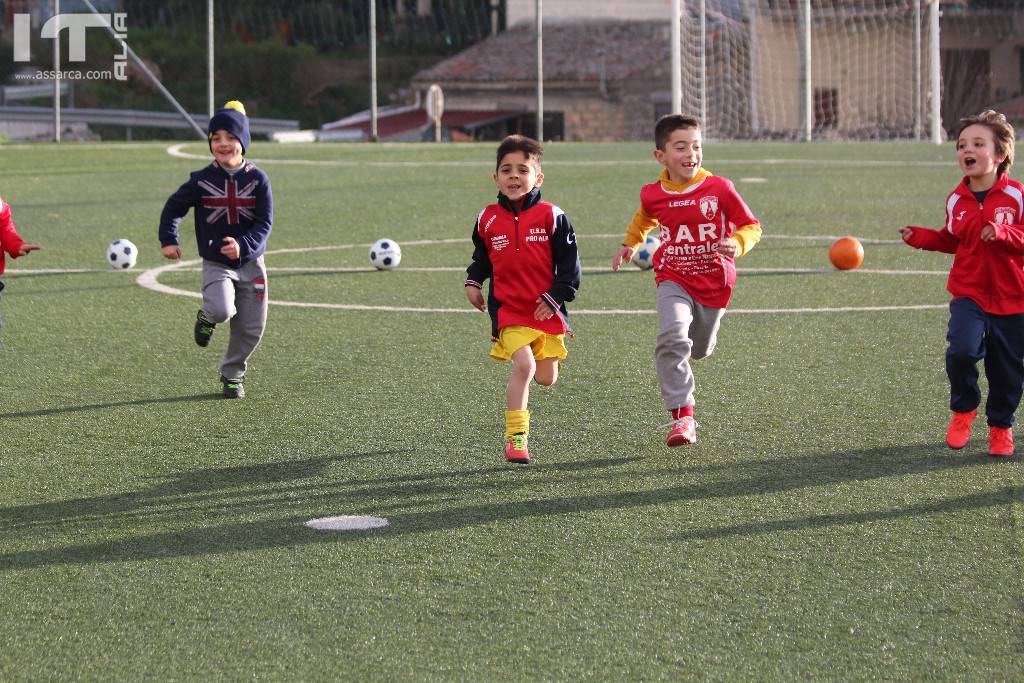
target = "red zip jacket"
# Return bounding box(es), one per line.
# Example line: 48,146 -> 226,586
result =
903,173 -> 1024,315
465,188 -> 582,338
0,198 -> 26,276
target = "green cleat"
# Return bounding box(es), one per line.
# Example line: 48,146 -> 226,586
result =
194,310 -> 216,347
222,377 -> 245,399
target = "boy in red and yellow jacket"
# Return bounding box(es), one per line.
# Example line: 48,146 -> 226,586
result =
900,109 -> 1024,457
612,114 -> 761,448
465,135 -> 582,464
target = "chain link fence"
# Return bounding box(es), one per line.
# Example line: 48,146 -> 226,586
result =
0,0 -> 503,137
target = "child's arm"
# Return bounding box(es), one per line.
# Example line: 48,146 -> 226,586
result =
232,173 -> 273,261
899,225 -> 958,253
538,211 -> 581,316
0,201 -> 40,259
718,183 -> 761,258
465,220 -> 492,312
723,224 -> 762,257
159,177 -> 198,258
980,220 -> 1024,252
612,205 -> 658,271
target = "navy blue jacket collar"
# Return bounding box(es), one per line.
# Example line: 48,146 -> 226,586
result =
497,187 -> 542,213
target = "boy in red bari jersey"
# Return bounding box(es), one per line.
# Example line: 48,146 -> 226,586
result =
465,136 -> 582,464
0,197 -> 42,343
612,115 -> 762,447
900,110 -> 1024,457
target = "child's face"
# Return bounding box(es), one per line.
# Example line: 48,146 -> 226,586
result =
494,151 -> 544,204
957,123 -> 1005,186
210,130 -> 244,168
654,127 -> 703,183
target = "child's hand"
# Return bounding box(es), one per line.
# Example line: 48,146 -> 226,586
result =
465,286 -> 486,312
219,236 -> 240,260
981,221 -> 999,241
161,245 -> 181,260
897,226 -> 917,243
534,298 -> 554,321
611,246 -> 635,271
719,237 -> 738,257
16,243 -> 41,257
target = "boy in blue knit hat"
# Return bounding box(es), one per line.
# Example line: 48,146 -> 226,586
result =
158,101 -> 273,399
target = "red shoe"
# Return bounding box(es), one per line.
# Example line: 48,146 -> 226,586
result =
988,426 -> 1014,457
945,410 -> 976,449
504,433 -> 531,464
666,416 -> 697,447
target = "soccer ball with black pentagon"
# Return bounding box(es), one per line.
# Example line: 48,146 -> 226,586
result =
369,238 -> 402,270
632,235 -> 661,270
107,239 -> 138,270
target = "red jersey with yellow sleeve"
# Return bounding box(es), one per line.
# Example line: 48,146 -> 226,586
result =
622,168 -> 761,308
0,197 -> 26,276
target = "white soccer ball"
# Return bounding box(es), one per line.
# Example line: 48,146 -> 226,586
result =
631,235 -> 661,270
106,239 -> 138,270
369,238 -> 401,270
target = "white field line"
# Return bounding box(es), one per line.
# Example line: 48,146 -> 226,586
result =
5,268 -> 111,274
121,240 -> 949,316
165,143 -> 949,168
264,234 -> 907,247
154,265 -> 946,276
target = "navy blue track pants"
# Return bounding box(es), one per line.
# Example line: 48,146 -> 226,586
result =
946,296 -> 1024,428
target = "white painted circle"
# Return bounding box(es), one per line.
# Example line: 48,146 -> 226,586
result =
133,237 -> 949,316
305,515 -> 389,531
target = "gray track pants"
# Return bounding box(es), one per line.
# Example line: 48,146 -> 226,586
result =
655,280 -> 726,411
201,256 -> 268,382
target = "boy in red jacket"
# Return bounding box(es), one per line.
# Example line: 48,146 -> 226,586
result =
0,197 -> 42,337
900,109 -> 1024,457
464,135 -> 582,464
611,115 -> 762,447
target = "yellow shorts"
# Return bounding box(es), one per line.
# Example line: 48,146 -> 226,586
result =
490,325 -> 568,361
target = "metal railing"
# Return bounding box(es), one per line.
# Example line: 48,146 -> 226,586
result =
0,105 -> 298,135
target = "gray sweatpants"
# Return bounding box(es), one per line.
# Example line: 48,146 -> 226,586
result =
655,280 -> 726,411
201,256 -> 268,382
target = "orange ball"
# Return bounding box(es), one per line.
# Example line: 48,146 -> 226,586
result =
829,236 -> 864,270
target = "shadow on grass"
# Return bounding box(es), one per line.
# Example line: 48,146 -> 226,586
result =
667,483 -> 1021,542
0,394 -> 223,419
0,443 -> 1013,570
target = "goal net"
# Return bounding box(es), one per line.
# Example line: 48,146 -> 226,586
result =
677,0 -> 1022,141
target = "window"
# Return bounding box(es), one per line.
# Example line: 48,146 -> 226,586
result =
814,88 -> 838,129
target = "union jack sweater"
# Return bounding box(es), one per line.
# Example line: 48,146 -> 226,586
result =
465,188 -> 582,338
159,161 -> 273,267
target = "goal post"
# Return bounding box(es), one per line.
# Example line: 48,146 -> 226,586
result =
675,0 -> 952,142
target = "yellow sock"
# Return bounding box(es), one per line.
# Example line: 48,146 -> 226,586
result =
505,409 -> 530,438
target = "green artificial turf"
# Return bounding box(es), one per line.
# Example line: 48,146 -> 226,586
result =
0,140 -> 1020,681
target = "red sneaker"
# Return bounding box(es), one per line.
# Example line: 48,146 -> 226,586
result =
504,433 -> 531,464
666,416 -> 697,447
945,410 -> 976,449
988,426 -> 1014,457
